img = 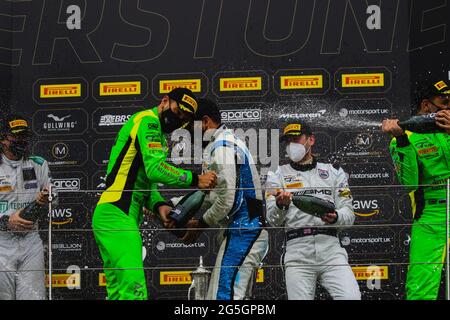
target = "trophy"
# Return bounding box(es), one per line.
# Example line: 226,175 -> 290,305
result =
188,256 -> 211,300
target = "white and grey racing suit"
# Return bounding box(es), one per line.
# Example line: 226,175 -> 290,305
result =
0,154 -> 52,300
265,159 -> 360,300
173,125 -> 269,300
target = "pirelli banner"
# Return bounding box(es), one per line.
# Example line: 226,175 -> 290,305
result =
2,0 -> 449,300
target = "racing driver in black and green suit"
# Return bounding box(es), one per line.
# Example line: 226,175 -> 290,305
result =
92,88 -> 217,300
382,79 -> 450,299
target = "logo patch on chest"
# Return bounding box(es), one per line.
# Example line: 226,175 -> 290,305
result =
318,169 -> 329,179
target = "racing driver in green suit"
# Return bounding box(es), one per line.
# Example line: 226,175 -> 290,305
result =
92,88 -> 217,300
382,79 -> 450,299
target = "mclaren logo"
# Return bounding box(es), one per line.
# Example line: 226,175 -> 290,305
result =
342,74 -> 384,88
99,82 -> 141,96
280,75 -> 323,89
40,84 -> 81,98
160,79 -> 201,93
160,271 -> 192,285
45,273 -> 81,288
220,77 -> 262,91
352,266 -> 388,280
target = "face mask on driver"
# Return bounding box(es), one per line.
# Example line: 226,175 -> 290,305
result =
287,141 -> 310,162
8,139 -> 29,158
160,107 -> 185,134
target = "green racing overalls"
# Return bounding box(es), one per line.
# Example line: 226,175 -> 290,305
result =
92,107 -> 197,300
390,131 -> 450,299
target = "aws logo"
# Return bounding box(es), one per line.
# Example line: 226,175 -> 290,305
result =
353,199 -> 380,217
49,207 -> 74,225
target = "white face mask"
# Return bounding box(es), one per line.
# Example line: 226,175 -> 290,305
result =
287,142 -> 310,162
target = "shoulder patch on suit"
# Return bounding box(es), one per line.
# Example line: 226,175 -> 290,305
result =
29,156 -> 45,166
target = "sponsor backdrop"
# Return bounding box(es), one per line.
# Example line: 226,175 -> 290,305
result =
1,0 -> 449,299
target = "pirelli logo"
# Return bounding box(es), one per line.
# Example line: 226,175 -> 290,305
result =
352,266 -> 388,280
100,81 -> 141,96
255,268 -> 264,283
40,84 -> 81,98
99,273 -> 106,286
220,77 -> 262,91
342,74 -> 384,88
160,271 -> 192,285
418,146 -> 438,155
280,75 -> 323,89
160,79 -> 201,93
45,273 -> 80,288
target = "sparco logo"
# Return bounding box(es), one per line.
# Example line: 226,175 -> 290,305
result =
99,114 -> 132,126
221,109 -> 261,122
279,109 -> 326,119
52,179 -> 80,191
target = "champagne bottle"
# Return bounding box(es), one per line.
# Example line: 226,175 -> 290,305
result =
169,190 -> 206,237
291,195 -> 335,218
398,113 -> 445,133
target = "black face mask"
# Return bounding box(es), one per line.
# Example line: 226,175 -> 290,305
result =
161,108 -> 184,134
8,140 -> 29,158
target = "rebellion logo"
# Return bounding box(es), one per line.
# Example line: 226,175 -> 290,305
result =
160,271 -> 192,285
280,75 -> 323,89
342,74 -> 384,88
99,81 -> 141,96
220,77 -> 262,91
160,79 -> 201,93
352,266 -> 388,280
40,84 -> 81,98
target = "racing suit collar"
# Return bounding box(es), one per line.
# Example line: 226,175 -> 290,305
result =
209,124 -> 227,142
289,157 -> 317,171
1,154 -> 21,168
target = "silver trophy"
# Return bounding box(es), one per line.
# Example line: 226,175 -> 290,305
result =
188,256 -> 211,300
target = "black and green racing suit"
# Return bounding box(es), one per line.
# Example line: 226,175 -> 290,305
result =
390,131 -> 450,299
92,107 -> 198,300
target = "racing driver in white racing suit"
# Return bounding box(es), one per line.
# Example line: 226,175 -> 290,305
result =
0,114 -> 52,300
265,122 -> 360,300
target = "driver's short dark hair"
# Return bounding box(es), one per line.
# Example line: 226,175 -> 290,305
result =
196,98 -> 222,125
